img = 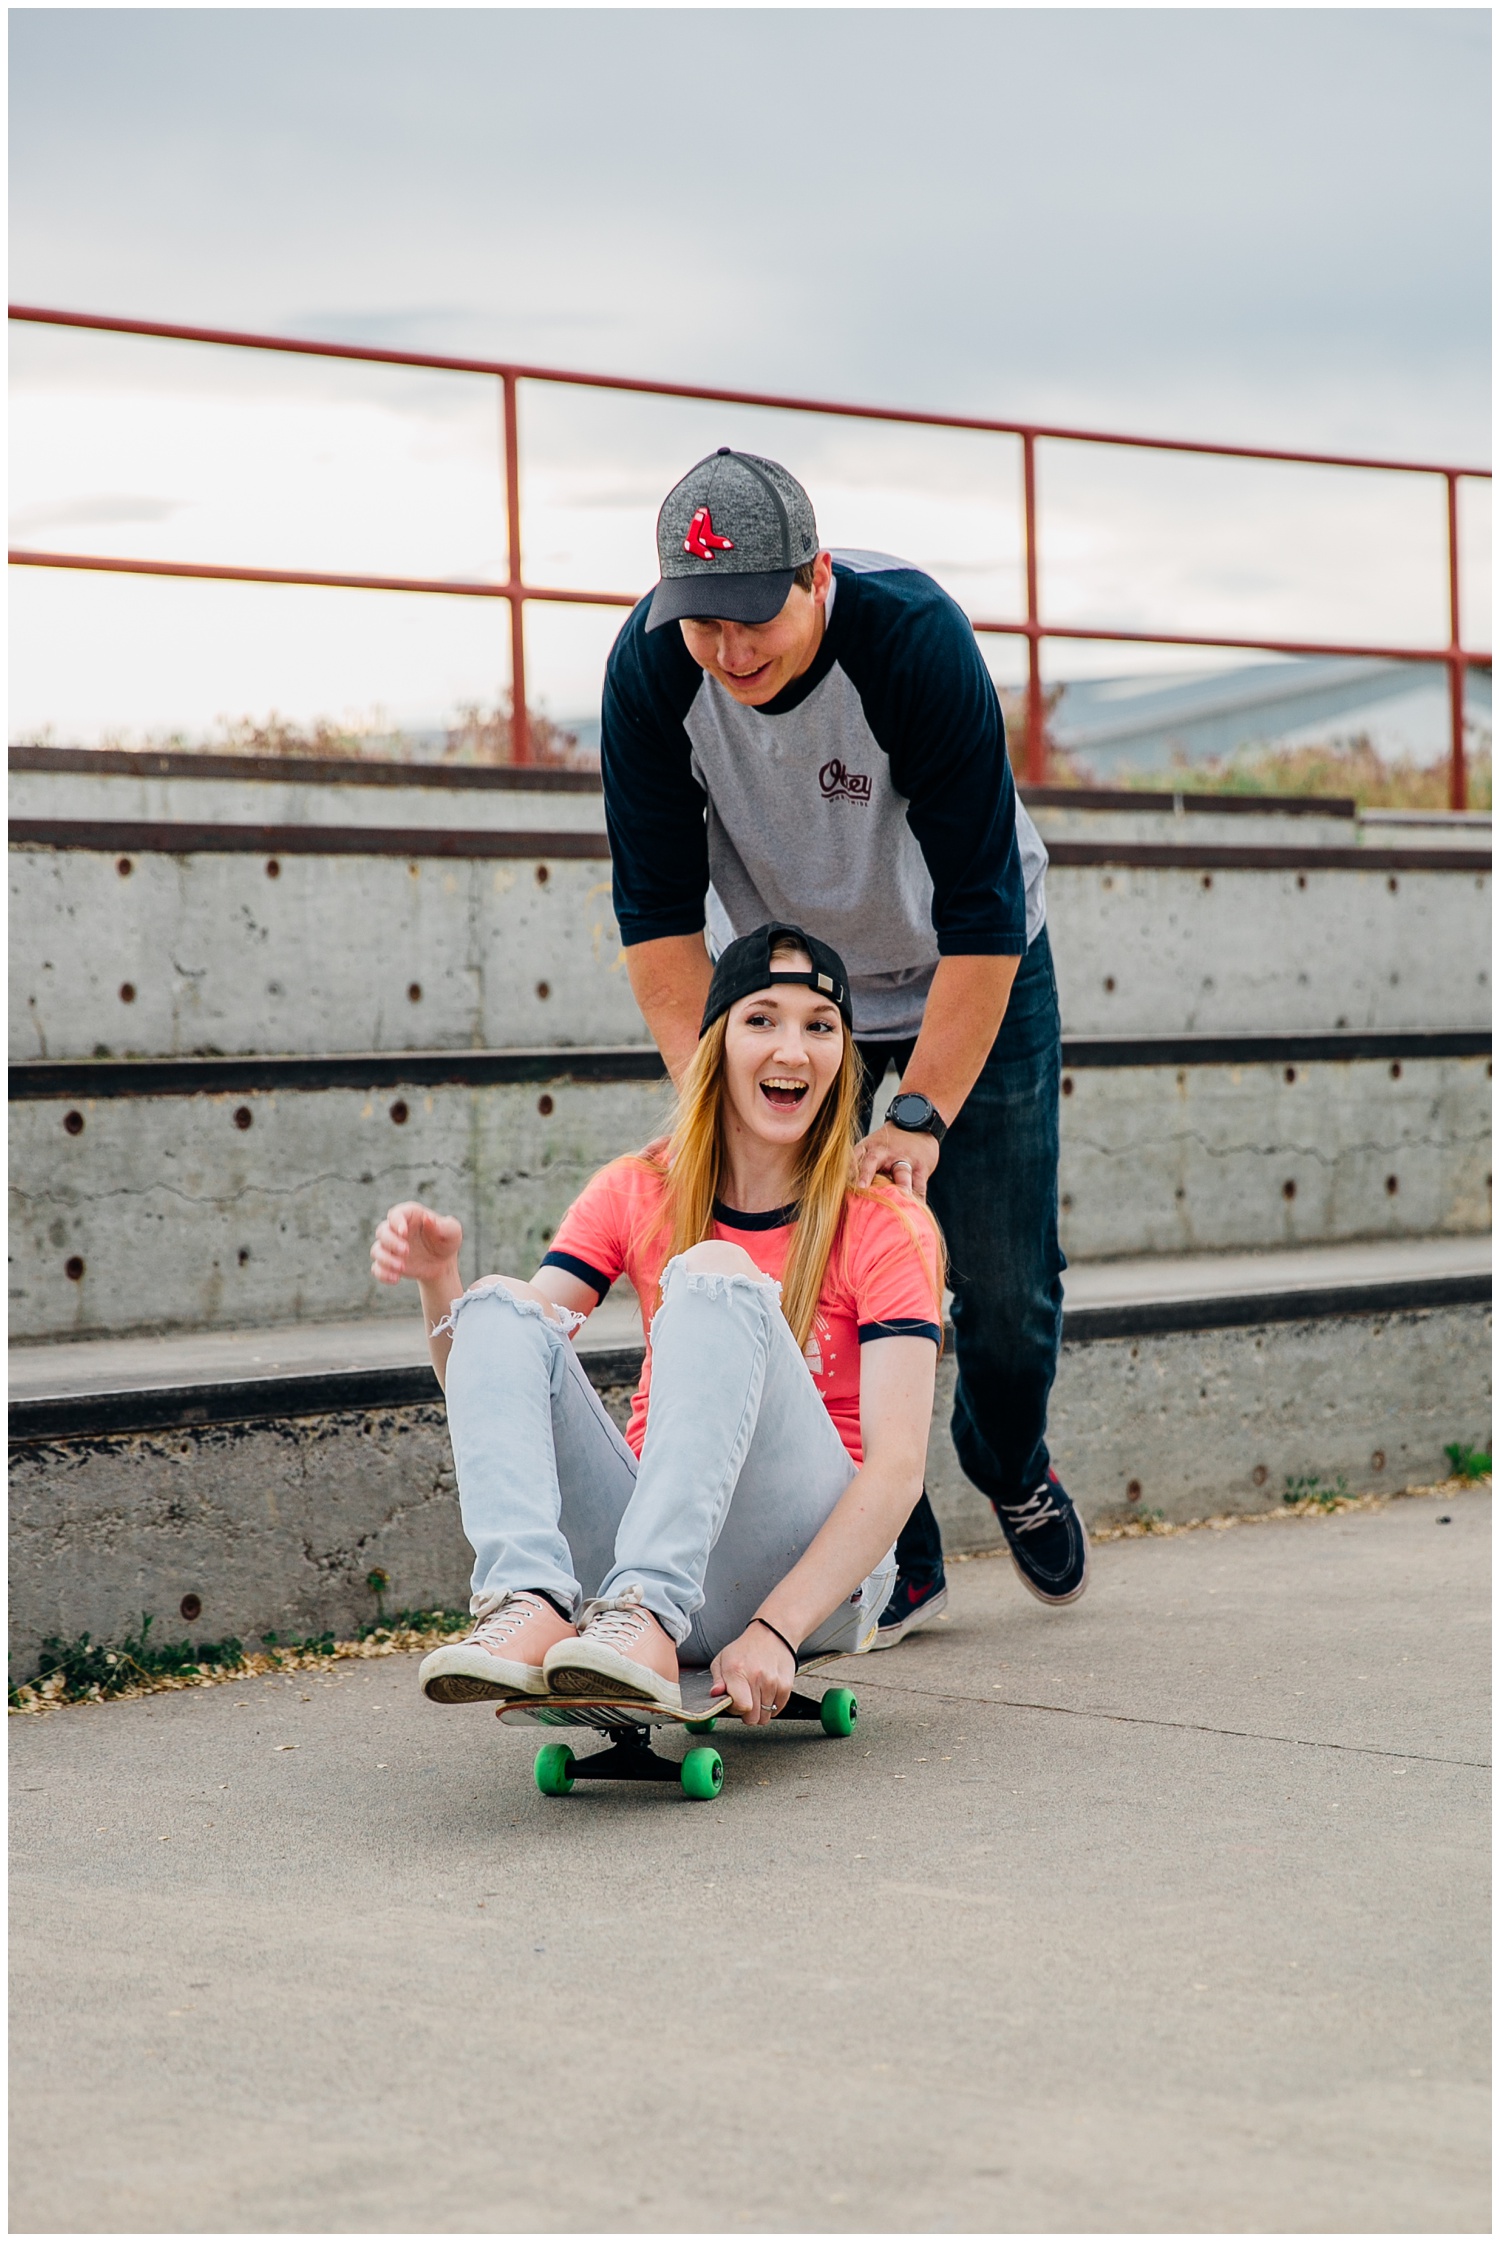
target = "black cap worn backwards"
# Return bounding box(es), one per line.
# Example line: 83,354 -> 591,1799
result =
700,923 -> 853,1040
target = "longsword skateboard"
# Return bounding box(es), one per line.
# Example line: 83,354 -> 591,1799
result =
496,1658 -> 858,1801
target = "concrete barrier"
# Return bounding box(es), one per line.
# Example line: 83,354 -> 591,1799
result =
10,1038 -> 1488,1340
8,1272 -> 1489,1680
10,835 -> 1490,1058
16,746 -> 1489,854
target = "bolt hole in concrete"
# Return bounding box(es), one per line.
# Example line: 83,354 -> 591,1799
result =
179,1594 -> 202,1622
536,981 -> 551,1000
1390,1060 -> 1403,1079
118,982 -> 136,1004
407,983 -> 422,1003
115,856 -> 132,877
1371,1450 -> 1386,1471
233,1107 -> 253,1131
1284,1066 -> 1297,1084
238,1248 -> 250,1266
1127,1479 -> 1142,1501
537,1094 -> 554,1116
1201,873 -> 1213,889
1103,976 -> 1116,993
1386,1175 -> 1400,1195
65,1256 -> 85,1282
1388,875 -> 1399,893
266,859 -> 281,879
390,1101 -> 409,1125
1282,1179 -> 1297,1200
1252,1465 -> 1269,1485
1296,873 -> 1307,888
63,1110 -> 84,1136
1062,1075 -> 1074,1096
535,864 -> 550,885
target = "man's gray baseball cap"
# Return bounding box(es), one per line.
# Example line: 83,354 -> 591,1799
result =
646,447 -> 820,632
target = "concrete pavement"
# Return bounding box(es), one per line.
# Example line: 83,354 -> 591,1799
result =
10,1487 -> 1490,2233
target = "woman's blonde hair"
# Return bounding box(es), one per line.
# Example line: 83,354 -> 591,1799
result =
637,939 -> 943,1350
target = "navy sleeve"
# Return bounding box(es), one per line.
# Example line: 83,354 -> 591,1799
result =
835,570 -> 1027,955
600,601 -> 712,947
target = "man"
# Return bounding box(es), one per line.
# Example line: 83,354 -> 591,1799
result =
600,446 -> 1088,1637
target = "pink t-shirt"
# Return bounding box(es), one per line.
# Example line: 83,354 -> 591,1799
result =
542,1158 -> 943,1466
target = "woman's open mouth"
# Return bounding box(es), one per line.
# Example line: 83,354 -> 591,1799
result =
758,1075 -> 809,1114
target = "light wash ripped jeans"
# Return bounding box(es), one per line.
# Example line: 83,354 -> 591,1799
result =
440,1257 -> 896,1665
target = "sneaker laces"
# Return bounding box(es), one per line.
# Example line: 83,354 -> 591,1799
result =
467,1588 -> 552,1641
576,1586 -> 656,1653
1000,1481 -> 1063,1534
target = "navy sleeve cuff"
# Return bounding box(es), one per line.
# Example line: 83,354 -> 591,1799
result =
933,930 -> 1027,958
857,1319 -> 942,1347
539,1251 -> 613,1301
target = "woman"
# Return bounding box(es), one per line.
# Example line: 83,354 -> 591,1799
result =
370,923 -> 943,1728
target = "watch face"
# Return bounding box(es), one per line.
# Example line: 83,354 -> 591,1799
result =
890,1094 -> 932,1129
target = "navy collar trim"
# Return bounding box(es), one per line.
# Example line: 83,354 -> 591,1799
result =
712,1197 -> 800,1231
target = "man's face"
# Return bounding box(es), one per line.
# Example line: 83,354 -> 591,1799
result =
678,551 -> 833,707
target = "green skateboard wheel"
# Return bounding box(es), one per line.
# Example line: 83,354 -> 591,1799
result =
684,1717 -> 717,1734
681,1745 -> 724,1800
534,1741 -> 576,1796
819,1687 -> 858,1738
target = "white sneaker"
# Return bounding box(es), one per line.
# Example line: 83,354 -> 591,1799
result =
419,1591 -> 576,1704
541,1589 -> 682,1711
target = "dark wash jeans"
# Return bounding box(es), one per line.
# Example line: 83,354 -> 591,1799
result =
855,925 -> 1066,1582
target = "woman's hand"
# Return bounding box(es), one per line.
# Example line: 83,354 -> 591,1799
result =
371,1201 -> 463,1287
711,1622 -> 795,1728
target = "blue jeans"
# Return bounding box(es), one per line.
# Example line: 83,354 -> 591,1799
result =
856,925 -> 1065,1579
440,1262 -> 895,1662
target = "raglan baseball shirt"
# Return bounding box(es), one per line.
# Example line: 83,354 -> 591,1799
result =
601,551 -> 1049,1040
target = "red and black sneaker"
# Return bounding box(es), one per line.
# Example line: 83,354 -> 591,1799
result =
996,1469 -> 1090,1604
872,1571 -> 950,1650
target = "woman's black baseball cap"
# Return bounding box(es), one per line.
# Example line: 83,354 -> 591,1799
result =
700,923 -> 852,1039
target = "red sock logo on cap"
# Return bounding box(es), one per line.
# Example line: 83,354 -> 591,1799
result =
684,506 -> 734,560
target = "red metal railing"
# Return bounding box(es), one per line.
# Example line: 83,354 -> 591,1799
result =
9,303 -> 1492,804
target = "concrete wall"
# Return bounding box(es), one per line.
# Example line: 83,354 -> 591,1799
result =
11,844 -> 1491,1059
11,1057 -> 1489,1341
15,759 -> 1489,853
8,766 -> 609,833
9,1299 -> 1489,1679
9,1077 -> 674,1342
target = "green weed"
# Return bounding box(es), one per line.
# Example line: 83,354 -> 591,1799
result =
1283,1472 -> 1349,1511
10,1613 -> 247,1708
1444,1442 -> 1492,1483
12,1605 -> 472,1711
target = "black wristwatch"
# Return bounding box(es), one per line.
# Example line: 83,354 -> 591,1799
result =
886,1090 -> 948,1145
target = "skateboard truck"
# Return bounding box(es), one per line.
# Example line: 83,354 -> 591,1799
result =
570,1725 -> 682,1785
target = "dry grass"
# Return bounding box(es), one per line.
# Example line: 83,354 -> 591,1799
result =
9,1613 -> 471,1717
1036,732 -> 1491,812
949,1473 -> 1486,1556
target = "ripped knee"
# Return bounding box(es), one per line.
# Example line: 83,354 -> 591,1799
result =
675,1241 -> 762,1279
466,1273 -> 551,1307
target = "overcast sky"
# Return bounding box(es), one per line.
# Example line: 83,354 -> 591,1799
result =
9,7 -> 1492,744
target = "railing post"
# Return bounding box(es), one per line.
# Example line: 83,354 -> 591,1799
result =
1444,471 -> 1467,812
1021,431 -> 1046,785
501,371 -> 529,766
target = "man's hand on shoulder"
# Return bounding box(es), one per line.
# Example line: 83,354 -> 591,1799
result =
856,1122 -> 940,1199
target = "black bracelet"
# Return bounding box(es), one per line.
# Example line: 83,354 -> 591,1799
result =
750,1614 -> 798,1661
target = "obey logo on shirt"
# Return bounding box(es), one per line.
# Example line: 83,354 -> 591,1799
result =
818,756 -> 872,804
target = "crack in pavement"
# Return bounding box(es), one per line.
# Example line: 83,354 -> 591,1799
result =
823,1672 -> 1490,1770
